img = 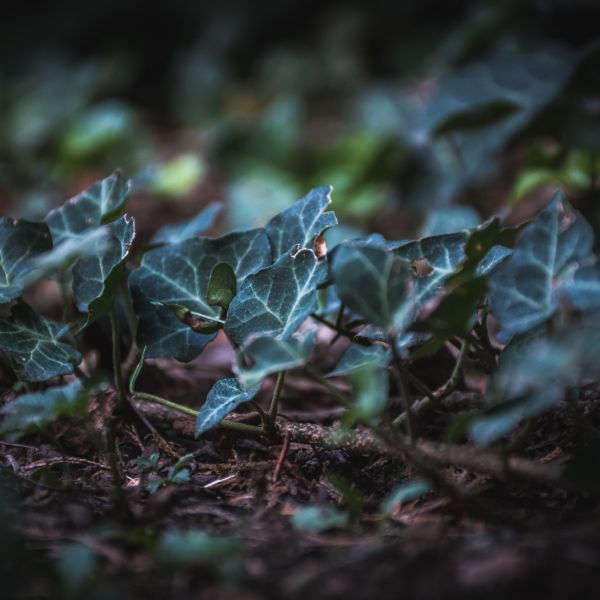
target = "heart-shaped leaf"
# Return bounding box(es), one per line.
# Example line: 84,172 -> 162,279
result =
265,186 -> 337,259
328,343 -> 390,377
238,332 -> 316,387
330,243 -> 413,332
225,249 -> 327,345
0,304 -> 81,381
45,171 -> 130,240
72,216 -> 136,319
150,202 -> 222,245
130,228 -> 271,360
0,218 -> 52,303
0,380 -> 90,441
489,192 -> 594,340
195,378 -> 261,437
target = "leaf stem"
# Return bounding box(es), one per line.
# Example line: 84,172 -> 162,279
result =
305,365 -> 349,403
310,312 -> 371,346
110,307 -> 128,403
269,371 -> 286,425
134,391 -> 264,435
390,336 -> 415,443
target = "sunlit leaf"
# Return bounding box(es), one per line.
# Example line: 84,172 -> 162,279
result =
0,304 -> 81,382
195,378 -> 260,437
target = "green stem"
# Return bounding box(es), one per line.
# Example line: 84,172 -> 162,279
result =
269,372 -> 286,424
134,392 -> 264,435
306,365 -> 349,403
403,369 -> 436,403
310,313 -> 371,346
120,279 -> 138,342
110,307 -> 128,403
390,336 -> 415,443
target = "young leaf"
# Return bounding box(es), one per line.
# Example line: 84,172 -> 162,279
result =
44,170 -> 130,240
195,378 -> 261,437
328,343 -> 390,377
0,304 -> 81,382
238,332 -> 316,387
130,228 -> 270,360
265,186 -> 337,259
225,249 -> 327,345
330,243 -> 413,332
0,380 -> 88,441
150,202 -> 222,245
72,215 -> 136,319
206,262 -> 237,310
489,192 -> 594,340
0,218 -> 52,303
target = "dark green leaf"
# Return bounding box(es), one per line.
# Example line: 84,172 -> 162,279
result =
195,378 -> 261,437
207,262 -> 237,311
265,186 -> 337,259
225,249 -> 327,345
150,202 -> 222,245
238,332 -> 316,387
130,228 -> 271,360
331,243 -> 413,332
0,304 -> 81,382
0,380 -> 88,441
45,171 -> 130,240
0,218 -> 52,303
489,192 -> 594,340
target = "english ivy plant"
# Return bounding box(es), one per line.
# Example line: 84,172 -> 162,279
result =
2,170 -> 600,467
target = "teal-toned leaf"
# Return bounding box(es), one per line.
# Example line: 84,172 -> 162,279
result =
328,343 -> 390,377
489,192 -> 594,340
130,228 -> 271,360
151,202 -> 222,245
156,530 -> 241,566
0,380 -> 88,441
330,243 -> 413,332
420,206 -> 481,237
564,264 -> 600,311
195,378 -> 260,437
265,186 -> 337,259
0,304 -> 81,382
225,249 -> 327,345
45,171 -> 130,240
72,216 -> 135,319
207,262 -> 237,311
380,480 -> 430,516
0,218 -> 52,303
238,332 -> 316,387
348,365 -> 389,422
290,506 -> 349,533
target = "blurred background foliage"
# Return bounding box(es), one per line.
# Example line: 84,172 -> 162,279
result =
1,0 -> 599,235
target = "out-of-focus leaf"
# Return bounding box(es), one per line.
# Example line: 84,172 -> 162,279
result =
131,229 -> 270,360
265,186 -> 337,259
0,380 -> 88,441
0,218 -> 52,303
489,192 -> 594,340
380,480 -> 431,516
290,506 -> 349,533
225,249 -> 327,345
348,365 -> 389,422
330,243 -> 413,332
238,332 -> 316,387
150,203 -> 222,245
195,379 -> 260,437
420,206 -> 481,237
156,530 -> 241,566
328,344 -> 390,377
0,304 -> 81,382
147,154 -> 206,198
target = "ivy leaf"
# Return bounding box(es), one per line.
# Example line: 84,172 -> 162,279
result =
265,186 -> 337,259
0,218 -> 52,303
238,332 -> 316,387
72,216 -> 136,319
206,263 -> 237,311
330,243 -> 413,332
328,343 -> 390,377
564,264 -> 600,311
150,202 -> 222,245
225,249 -> 327,345
0,380 -> 89,441
44,170 -> 130,240
130,228 -> 270,360
489,193 -> 594,340
195,378 -> 261,437
0,304 -> 81,381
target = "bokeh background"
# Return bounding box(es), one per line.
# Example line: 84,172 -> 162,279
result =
1,0 -> 600,239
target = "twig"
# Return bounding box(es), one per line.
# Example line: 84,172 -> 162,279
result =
272,435 -> 290,482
